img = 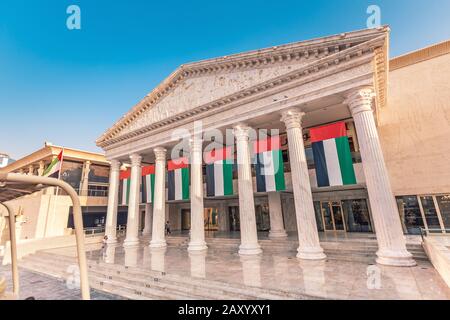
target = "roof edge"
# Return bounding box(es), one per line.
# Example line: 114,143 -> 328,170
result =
390,39 -> 450,71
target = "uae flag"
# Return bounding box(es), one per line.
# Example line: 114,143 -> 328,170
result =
118,169 -> 131,206
141,165 -> 155,203
254,136 -> 286,192
205,146 -> 234,197
168,158 -> 189,201
310,122 -> 357,187
43,150 -> 63,178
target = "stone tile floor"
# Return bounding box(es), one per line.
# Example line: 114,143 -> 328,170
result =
47,241 -> 450,300
0,265 -> 123,300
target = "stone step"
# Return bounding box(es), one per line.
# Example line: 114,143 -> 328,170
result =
20,256 -> 207,300
23,251 -> 312,300
87,268 -> 249,300
22,260 -> 195,300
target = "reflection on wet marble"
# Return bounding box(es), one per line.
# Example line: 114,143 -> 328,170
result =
58,242 -> 450,300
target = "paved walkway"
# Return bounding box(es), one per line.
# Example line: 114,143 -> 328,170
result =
0,265 -> 123,300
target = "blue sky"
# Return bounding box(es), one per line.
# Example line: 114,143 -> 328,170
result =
1,0 -> 449,159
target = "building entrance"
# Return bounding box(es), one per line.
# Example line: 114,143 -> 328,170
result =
321,201 -> 346,232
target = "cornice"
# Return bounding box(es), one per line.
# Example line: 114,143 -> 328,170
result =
97,28 -> 389,147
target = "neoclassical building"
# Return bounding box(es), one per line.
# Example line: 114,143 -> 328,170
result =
97,27 -> 450,268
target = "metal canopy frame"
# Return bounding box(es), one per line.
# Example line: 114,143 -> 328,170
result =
0,172 -> 90,300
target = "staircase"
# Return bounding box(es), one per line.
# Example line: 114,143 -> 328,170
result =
167,236 -> 429,264
20,251 -> 315,300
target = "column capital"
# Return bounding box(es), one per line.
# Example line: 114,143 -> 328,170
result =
280,108 -> 305,130
129,153 -> 142,167
233,123 -> 252,141
110,159 -> 121,171
345,86 -> 376,116
154,147 -> 167,161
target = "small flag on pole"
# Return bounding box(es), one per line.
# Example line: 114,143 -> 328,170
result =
310,122 -> 356,187
43,150 -> 64,178
118,169 -> 131,206
168,158 -> 189,201
204,146 -> 234,197
141,165 -> 155,203
254,136 -> 286,192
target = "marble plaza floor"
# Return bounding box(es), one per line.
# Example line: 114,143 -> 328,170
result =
44,236 -> 450,300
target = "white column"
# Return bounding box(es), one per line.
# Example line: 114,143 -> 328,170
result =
268,192 -> 288,238
142,203 -> 153,236
233,124 -> 262,255
105,159 -> 120,244
345,87 -> 415,267
123,153 -> 142,247
37,161 -> 45,176
281,109 -> 326,260
80,161 -> 91,196
28,165 -> 34,176
188,137 -> 208,251
150,147 -> 167,248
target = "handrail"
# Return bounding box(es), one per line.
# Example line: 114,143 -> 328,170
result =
0,202 -> 19,298
420,227 -> 450,241
0,173 -> 91,300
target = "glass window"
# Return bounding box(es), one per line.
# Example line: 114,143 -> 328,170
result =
396,196 -> 424,235
61,161 -> 83,190
420,196 -> 441,230
436,195 -> 450,229
342,199 -> 372,233
88,164 -> 110,184
313,201 -> 324,231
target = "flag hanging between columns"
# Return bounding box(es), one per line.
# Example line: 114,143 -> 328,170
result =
141,165 -> 155,203
168,158 -> 189,201
254,136 -> 286,192
118,169 -> 131,206
204,146 -> 234,197
310,122 -> 357,187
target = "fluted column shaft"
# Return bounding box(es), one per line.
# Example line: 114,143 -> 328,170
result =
346,87 -> 415,266
142,203 -> 153,236
150,147 -> 167,248
105,159 -> 120,244
188,137 -> 208,251
233,124 -> 262,255
281,109 -> 326,260
268,192 -> 288,238
123,153 -> 142,246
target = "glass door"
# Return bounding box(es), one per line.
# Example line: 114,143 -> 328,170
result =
331,202 -> 346,231
320,201 -> 346,232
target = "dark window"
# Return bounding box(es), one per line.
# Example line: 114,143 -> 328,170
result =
396,196 -> 424,235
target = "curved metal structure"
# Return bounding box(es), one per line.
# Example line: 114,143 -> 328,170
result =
0,172 -> 90,300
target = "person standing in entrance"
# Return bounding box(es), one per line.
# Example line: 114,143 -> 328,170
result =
165,221 -> 171,235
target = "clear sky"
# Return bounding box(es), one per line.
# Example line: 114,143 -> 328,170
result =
1,0 -> 449,159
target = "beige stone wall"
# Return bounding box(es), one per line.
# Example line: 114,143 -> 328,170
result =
379,53 -> 450,196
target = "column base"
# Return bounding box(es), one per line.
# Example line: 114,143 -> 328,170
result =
376,249 -> 416,267
188,241 -> 208,252
149,239 -> 167,249
142,230 -> 152,237
239,244 -> 262,256
105,237 -> 118,244
123,237 -> 140,247
269,230 -> 288,239
297,247 -> 327,260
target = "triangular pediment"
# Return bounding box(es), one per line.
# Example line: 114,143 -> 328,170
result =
97,27 -> 389,147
